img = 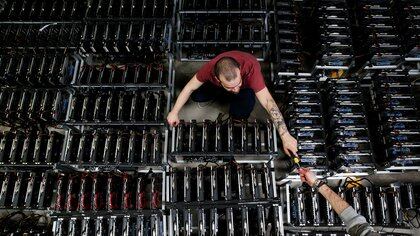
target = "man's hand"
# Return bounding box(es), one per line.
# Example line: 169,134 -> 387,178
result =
298,168 -> 317,187
280,132 -> 298,157
167,111 -> 180,127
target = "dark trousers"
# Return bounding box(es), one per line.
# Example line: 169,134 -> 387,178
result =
191,83 -> 255,119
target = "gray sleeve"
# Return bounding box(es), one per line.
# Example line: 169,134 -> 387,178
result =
339,206 -> 375,236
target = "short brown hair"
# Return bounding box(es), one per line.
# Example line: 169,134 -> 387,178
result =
214,57 -> 240,82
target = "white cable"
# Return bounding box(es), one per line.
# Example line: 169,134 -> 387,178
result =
39,23 -> 58,32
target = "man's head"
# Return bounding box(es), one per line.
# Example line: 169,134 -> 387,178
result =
214,57 -> 242,94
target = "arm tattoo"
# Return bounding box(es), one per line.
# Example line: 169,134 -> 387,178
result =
266,98 -> 289,137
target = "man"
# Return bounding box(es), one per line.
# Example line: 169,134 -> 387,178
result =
299,168 -> 381,236
166,51 -> 298,157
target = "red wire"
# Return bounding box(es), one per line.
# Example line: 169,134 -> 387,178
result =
124,192 -> 132,210
55,194 -> 64,211
80,194 -> 86,210
137,192 -> 147,209
109,192 -> 118,210
94,192 -> 101,210
67,194 -> 75,211
152,191 -> 160,209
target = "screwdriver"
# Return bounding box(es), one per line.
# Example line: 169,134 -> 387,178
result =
291,153 -> 301,168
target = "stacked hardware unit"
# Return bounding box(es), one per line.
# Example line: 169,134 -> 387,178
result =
84,0 -> 173,18
66,89 -> 167,125
280,180 -> 419,229
0,0 -> 87,21
0,1 -> 85,51
0,1 -> 81,231
75,63 -> 169,87
52,214 -> 165,236
61,128 -> 163,168
274,1 -> 420,234
358,0 -> 419,70
167,163 -> 282,235
0,128 -> 64,166
284,77 -> 327,168
175,0 -> 270,61
79,1 -> 173,61
323,77 -> 374,170
0,23 -> 81,49
0,0 -> 173,234
0,171 -> 56,210
0,88 -> 70,125
359,1 -> 401,69
0,52 -> 75,126
171,119 -> 276,163
52,172 -> 163,212
370,71 -> 420,167
51,171 -> 165,235
0,53 -> 75,86
79,20 -> 171,59
401,0 -> 420,62
48,0 -> 174,235
274,0 -> 420,170
399,0 -> 420,75
317,0 -> 354,71
273,0 -> 320,75
274,0 -> 301,74
80,0 -> 173,60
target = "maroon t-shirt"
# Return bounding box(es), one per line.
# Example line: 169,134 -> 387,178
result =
196,51 -> 266,93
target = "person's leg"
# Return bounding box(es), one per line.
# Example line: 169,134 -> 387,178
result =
191,82 -> 223,102
229,88 -> 256,119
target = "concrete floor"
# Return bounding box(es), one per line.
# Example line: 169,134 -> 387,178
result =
173,61 -> 271,122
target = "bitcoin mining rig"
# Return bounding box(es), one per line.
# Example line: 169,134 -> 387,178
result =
0,0 -> 419,235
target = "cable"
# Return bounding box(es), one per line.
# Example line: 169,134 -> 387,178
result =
342,176 -> 374,192
152,190 -> 161,209
197,161 -> 211,169
266,155 -> 274,165
401,208 -> 420,228
0,211 -> 25,227
39,23 -> 58,32
0,212 -> 50,234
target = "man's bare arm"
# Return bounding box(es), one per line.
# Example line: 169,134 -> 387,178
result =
171,74 -> 203,113
255,87 -> 289,136
321,185 -> 374,236
299,168 -> 350,214
167,74 -> 203,126
318,185 -> 350,214
299,168 -> 374,236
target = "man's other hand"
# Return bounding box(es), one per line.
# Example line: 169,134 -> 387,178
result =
298,168 -> 317,187
167,111 -> 180,127
280,132 -> 298,157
